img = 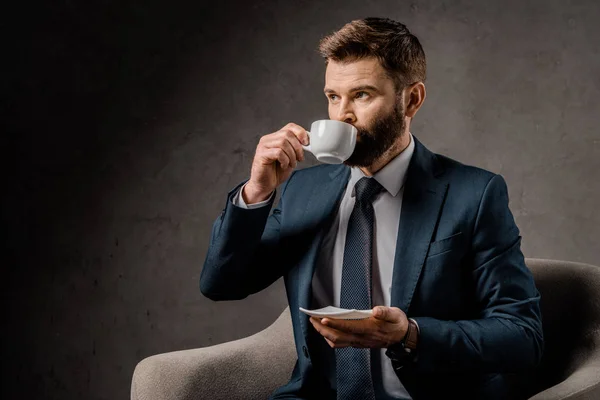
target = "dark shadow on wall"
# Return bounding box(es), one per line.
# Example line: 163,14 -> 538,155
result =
2,1 -> 252,399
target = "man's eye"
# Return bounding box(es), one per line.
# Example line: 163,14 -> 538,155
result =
356,91 -> 369,98
328,95 -> 338,101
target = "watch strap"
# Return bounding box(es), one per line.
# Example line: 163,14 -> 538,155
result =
404,318 -> 418,350
385,318 -> 419,368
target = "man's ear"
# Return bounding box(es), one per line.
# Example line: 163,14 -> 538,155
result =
405,82 -> 426,118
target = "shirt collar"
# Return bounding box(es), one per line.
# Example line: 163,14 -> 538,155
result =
350,132 -> 415,198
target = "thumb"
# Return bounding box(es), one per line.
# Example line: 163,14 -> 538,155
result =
373,306 -> 403,322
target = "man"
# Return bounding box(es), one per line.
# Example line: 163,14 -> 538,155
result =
200,17 -> 543,400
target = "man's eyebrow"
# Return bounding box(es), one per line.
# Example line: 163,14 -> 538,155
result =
323,85 -> 381,94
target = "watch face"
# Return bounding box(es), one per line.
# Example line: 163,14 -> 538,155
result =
385,346 -> 408,360
385,344 -> 416,368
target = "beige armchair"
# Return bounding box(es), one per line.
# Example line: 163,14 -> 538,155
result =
131,259 -> 600,399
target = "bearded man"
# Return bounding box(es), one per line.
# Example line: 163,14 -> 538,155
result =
200,17 -> 543,400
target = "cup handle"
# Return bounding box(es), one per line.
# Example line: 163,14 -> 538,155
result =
302,131 -> 311,153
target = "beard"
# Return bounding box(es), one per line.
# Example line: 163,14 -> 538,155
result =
344,101 -> 406,168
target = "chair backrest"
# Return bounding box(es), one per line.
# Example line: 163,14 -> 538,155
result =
525,258 -> 600,395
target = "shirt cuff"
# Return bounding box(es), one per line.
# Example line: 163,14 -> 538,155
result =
408,318 -> 419,361
409,318 -> 420,334
232,182 -> 274,209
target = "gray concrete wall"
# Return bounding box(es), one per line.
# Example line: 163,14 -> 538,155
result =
3,0 -> 599,399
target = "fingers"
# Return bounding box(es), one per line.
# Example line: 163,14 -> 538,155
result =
248,122 -> 308,193
371,307 -> 409,345
373,306 -> 404,323
282,129 -> 306,163
283,122 -> 310,147
321,318 -> 369,334
276,123 -> 309,163
309,317 -> 381,348
310,317 -> 368,348
309,315 -> 406,349
259,124 -> 308,168
262,132 -> 303,167
276,127 -> 307,163
261,147 -> 292,169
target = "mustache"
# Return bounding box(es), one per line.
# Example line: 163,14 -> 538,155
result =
355,127 -> 373,137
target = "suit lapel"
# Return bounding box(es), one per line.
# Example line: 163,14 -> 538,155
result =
390,137 -> 448,313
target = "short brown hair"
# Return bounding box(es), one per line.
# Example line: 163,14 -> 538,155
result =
318,18 -> 426,91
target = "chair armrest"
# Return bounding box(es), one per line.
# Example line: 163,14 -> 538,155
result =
131,307 -> 295,400
529,350 -> 600,400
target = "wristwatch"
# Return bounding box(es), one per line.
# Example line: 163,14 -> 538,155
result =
385,318 -> 419,368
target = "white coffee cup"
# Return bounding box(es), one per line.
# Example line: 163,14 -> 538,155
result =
302,120 -> 357,164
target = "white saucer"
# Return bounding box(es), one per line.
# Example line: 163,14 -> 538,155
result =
299,306 -> 373,320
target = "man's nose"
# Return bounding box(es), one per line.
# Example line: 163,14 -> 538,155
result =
334,100 -> 356,124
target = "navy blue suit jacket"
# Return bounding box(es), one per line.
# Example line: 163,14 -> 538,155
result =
200,136 -> 544,399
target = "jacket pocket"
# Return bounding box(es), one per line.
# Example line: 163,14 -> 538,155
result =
427,232 -> 463,257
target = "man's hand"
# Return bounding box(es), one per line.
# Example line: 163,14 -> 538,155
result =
309,306 -> 409,349
243,123 -> 309,204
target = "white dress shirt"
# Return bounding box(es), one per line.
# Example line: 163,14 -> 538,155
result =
233,133 -> 416,399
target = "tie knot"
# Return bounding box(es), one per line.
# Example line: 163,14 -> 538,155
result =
354,177 -> 384,203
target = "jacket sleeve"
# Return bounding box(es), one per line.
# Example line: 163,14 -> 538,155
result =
411,174 -> 544,373
199,174 -> 294,301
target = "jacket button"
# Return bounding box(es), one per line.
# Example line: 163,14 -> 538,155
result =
302,345 -> 309,358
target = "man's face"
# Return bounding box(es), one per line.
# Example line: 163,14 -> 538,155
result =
324,57 -> 406,167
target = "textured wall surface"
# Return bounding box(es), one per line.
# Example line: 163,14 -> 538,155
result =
2,0 -> 599,399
